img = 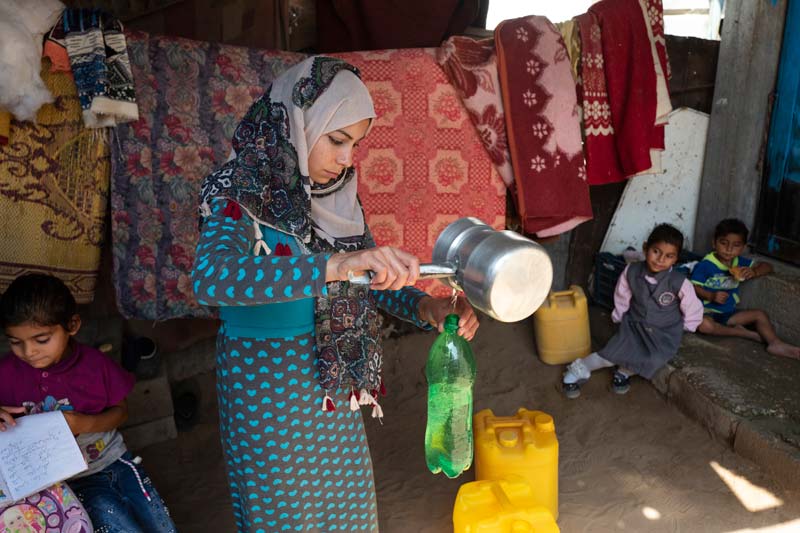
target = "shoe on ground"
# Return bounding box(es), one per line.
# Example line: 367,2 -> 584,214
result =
611,371 -> 631,395
562,381 -> 582,399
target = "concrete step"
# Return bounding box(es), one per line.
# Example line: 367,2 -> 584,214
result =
738,258 -> 800,346
590,306 -> 800,491
654,334 -> 800,491
120,362 -> 177,449
123,363 -> 174,427
121,415 -> 178,452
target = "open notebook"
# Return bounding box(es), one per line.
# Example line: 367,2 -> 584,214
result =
0,411 -> 87,505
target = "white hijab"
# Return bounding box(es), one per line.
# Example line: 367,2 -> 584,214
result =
201,56 -> 375,250
256,58 -> 375,246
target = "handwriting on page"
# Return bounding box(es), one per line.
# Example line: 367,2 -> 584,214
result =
0,411 -> 87,501
1,431 -> 67,483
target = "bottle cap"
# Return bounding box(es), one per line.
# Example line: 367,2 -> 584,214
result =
444,314 -> 459,332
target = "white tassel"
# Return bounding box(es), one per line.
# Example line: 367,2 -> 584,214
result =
349,392 -> 360,411
321,393 -> 333,412
372,402 -> 384,423
200,201 -> 211,217
252,221 -> 272,256
359,389 -> 374,406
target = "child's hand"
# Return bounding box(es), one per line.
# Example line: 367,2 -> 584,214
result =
0,405 -> 25,431
712,291 -> 730,305
62,412 -> 89,435
738,266 -> 756,280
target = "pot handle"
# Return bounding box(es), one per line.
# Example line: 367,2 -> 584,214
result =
347,262 -> 457,284
419,262 -> 457,279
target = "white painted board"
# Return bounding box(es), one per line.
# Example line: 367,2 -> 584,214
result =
601,107 -> 709,254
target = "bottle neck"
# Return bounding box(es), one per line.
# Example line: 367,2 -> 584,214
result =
443,313 -> 459,334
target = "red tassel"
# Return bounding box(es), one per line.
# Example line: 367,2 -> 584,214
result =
223,200 -> 242,221
371,389 -> 378,399
275,243 -> 292,256
379,379 -> 387,397
324,397 -> 336,411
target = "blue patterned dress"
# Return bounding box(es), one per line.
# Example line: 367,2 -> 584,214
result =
192,199 -> 429,532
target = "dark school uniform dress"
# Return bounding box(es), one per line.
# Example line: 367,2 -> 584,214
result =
599,262 -> 687,379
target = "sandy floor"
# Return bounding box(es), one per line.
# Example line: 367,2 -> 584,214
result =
140,317 -> 800,532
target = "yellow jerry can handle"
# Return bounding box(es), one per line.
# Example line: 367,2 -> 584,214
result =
548,289 -> 577,306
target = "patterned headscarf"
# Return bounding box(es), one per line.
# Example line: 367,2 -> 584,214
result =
200,56 -> 385,410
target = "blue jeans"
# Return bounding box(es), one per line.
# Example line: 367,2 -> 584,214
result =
68,451 -> 176,533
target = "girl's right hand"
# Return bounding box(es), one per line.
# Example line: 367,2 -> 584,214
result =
0,406 -> 24,431
326,246 -> 420,291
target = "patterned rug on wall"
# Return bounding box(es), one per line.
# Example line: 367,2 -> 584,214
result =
0,60 -> 110,303
112,34 -> 505,320
111,32 -> 304,320
339,48 -> 507,298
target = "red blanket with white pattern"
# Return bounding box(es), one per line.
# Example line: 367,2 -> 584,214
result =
495,16 -> 592,237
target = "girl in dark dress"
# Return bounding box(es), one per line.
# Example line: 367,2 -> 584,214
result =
561,224 -> 703,399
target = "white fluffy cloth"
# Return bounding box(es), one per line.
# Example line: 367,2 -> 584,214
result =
0,0 -> 65,121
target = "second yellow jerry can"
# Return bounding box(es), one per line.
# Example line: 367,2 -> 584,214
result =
473,408 -> 559,520
533,285 -> 591,365
453,477 -> 560,533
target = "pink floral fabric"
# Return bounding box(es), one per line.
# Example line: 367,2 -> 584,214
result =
338,48 -> 507,297
495,16 -> 592,237
112,36 -> 506,318
436,36 -> 514,189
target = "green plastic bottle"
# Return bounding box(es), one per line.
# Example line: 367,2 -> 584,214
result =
424,313 -> 477,478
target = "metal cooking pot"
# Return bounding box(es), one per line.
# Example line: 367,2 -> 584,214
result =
418,217 -> 553,323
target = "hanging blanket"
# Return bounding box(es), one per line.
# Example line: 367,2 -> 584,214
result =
338,48 -> 506,296
495,16 -> 592,237
0,60 -> 109,303
111,32 -> 304,320
641,0 -> 672,146
589,0 -> 659,177
437,35 -> 514,188
575,11 -> 622,185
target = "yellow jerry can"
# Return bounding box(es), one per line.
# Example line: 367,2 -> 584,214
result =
533,285 -> 591,365
473,408 -> 559,519
453,477 -> 560,533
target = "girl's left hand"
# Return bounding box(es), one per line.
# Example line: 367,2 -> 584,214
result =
63,412 -> 89,436
420,294 -> 479,341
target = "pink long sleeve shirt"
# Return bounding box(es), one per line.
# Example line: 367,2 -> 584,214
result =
611,265 -> 704,331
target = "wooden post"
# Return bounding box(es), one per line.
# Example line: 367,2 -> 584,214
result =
693,0 -> 788,251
